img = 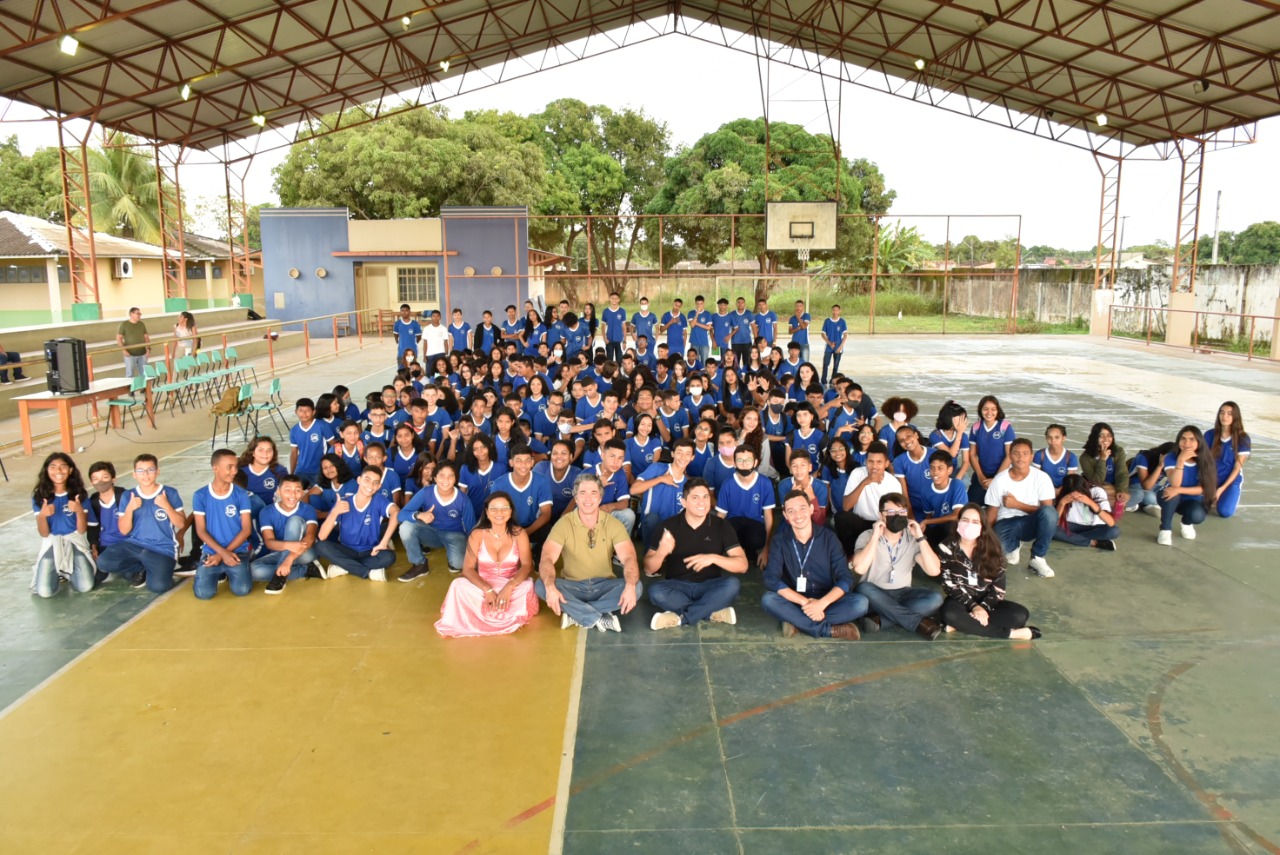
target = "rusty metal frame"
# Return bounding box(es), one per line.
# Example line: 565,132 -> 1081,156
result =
1171,137 -> 1206,295
1092,152 -> 1123,291
53,81 -> 99,307
223,154 -> 256,298
153,142 -> 189,301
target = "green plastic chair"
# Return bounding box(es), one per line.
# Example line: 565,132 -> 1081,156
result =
156,356 -> 194,415
104,375 -> 148,436
211,383 -> 254,448
246,378 -> 288,437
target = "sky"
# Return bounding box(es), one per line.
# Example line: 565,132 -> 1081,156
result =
3,30 -> 1277,251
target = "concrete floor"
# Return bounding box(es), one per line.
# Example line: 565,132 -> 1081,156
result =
0,334 -> 1276,854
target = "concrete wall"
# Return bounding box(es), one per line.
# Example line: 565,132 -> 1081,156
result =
441,207 -> 529,324
260,208 -> 355,337
348,219 -> 442,253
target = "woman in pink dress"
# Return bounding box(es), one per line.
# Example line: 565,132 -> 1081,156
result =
435,490 -> 539,638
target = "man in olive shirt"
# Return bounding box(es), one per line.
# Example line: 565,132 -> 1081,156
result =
116,307 -> 150,378
537,472 -> 642,632
644,478 -> 748,629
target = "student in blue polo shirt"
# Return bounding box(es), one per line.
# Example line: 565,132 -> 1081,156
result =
729,296 -> 755,364
709,298 -> 734,356
892,427 -> 933,521
314,466 -> 400,581
393,303 -> 421,367
929,400 -> 971,481
30,452 -> 94,598
632,439 -> 697,547
754,298 -> 779,346
240,436 -> 289,505
917,450 -> 970,547
500,305 -> 523,349
715,444 -> 776,567
97,453 -> 185,593
968,395 -> 1016,504
251,474 -> 323,594
459,434 -> 507,518
820,305 -> 848,386
776,451 -> 831,529
86,460 -> 128,564
688,295 -> 714,365
535,440 -> 582,517
789,403 -> 825,468
762,387 -> 792,474
191,448 -> 254,600
289,397 -> 333,487
560,311 -> 590,357
1032,424 -> 1079,494
630,297 -> 658,349
788,300 -> 812,364
1205,401 -> 1251,518
399,460 -> 476,580
448,307 -> 471,351
661,298 -> 689,357
657,389 -> 691,441
489,445 -> 554,548
602,292 -> 628,362
1156,425 -> 1217,545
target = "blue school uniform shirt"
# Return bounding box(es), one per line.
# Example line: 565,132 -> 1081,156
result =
690,443 -> 714,479
658,407 -> 690,440
791,427 -> 825,467
763,409 -> 791,440
394,318 -> 422,355
631,310 -> 658,345
1162,452 -> 1204,490
710,312 -> 734,349
916,478 -> 969,522
534,461 -> 581,515
460,462 -> 507,516
333,492 -> 395,552
489,473 -> 552,528
258,501 -> 318,545
361,428 -> 394,452
534,409 -> 564,442
828,407 -> 866,439
523,325 -> 547,356
576,394 -> 605,425
474,323 -> 499,354
388,448 -> 419,481
824,465 -> 852,510
402,486 -> 475,535
928,429 -> 971,475
243,464 -> 289,504
373,469 -> 402,503
448,322 -> 471,352
892,449 -> 933,519
562,323 -> 590,357
602,307 -> 627,342
310,480 -> 358,514
1204,429 -> 1251,482
593,464 -> 631,506
970,420 -> 1015,477
682,393 -> 713,424
776,477 -> 829,513
337,445 -> 365,476
117,485 -> 185,558
822,317 -> 847,352
688,309 -> 713,347
788,313 -> 811,346
634,348 -> 657,371
88,490 -> 127,549
637,462 -> 687,520
1032,448 -> 1080,490
34,492 -> 81,536
626,435 -> 662,472
730,310 -> 754,345
705,456 -> 737,494
290,419 -> 334,477
501,318 -> 523,344
755,310 -> 779,344
719,385 -> 746,411
716,472 -> 776,520
661,311 -> 688,354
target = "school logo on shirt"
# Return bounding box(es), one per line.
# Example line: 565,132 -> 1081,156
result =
154,508 -> 168,521
991,431 -> 1002,439
263,478 -> 276,490
751,493 -> 761,505
525,495 -> 534,507
224,505 -> 238,518
310,433 -> 319,443
362,514 -> 373,526
447,508 -> 459,520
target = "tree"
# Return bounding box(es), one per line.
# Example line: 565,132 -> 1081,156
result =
68,131 -> 169,242
868,221 -> 933,273
0,136 -> 62,219
645,117 -> 895,298
273,106 -> 548,219
1229,221 -> 1280,265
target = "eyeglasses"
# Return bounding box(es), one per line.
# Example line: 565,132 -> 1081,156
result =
587,526 -> 597,549
134,467 -> 157,474
883,509 -> 908,517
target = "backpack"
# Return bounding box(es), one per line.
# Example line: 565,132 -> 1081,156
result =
210,386 -> 246,416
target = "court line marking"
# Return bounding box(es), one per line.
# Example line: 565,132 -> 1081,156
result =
547,626 -> 588,855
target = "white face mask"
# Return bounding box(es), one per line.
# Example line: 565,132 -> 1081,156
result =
957,521 -> 983,541
893,412 -> 907,423
689,387 -> 702,397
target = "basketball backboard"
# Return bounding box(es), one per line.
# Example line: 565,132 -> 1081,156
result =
766,201 -> 838,253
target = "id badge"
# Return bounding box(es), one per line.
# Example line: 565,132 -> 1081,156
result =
796,576 -> 807,594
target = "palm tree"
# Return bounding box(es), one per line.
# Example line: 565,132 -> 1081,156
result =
47,131 -> 174,242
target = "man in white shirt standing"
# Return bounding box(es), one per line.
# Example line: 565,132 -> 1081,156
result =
985,437 -> 1058,577
420,309 -> 452,370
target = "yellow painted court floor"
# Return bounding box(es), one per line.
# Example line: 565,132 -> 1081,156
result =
0,569 -> 579,855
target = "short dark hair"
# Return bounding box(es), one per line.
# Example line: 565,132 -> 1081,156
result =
295,397 -> 315,410
88,460 -> 116,479
865,441 -> 890,460
210,448 -> 237,466
878,492 -> 907,511
683,477 -> 711,497
508,444 -> 534,460
134,453 -> 158,467
1011,437 -> 1034,453
928,449 -> 954,466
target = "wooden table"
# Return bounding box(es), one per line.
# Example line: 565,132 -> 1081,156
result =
14,379 -> 156,455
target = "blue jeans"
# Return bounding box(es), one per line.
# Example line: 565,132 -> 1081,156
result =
123,354 -> 147,378
399,520 -> 467,571
1159,495 -> 1207,531
97,541 -> 175,593
1128,476 -> 1162,510
606,341 -> 624,364
536,576 -> 643,628
249,515 -> 317,581
194,553 -> 253,599
821,349 -> 842,384
0,350 -> 27,382
761,589 -> 868,637
33,537 -> 96,598
693,345 -> 710,366
1053,521 -> 1121,548
992,506 -> 1057,558
1215,475 -> 1243,518
314,540 -> 395,578
796,344 -> 810,365
610,508 -> 636,536
640,512 -> 665,549
856,583 -> 944,632
648,576 -> 740,625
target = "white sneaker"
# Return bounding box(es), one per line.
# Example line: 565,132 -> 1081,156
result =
1143,505 -> 1162,518
1005,547 -> 1021,566
561,612 -> 576,630
1124,503 -> 1139,513
1157,530 -> 1173,546
650,611 -> 682,630
1180,524 -> 1197,540
594,616 -> 610,633
368,568 -> 387,582
603,613 -> 622,633
710,607 -> 737,625
326,564 -> 349,578
1028,556 -> 1056,578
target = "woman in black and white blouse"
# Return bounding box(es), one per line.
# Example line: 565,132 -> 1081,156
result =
937,503 -> 1041,640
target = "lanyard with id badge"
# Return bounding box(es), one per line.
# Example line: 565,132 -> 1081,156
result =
793,536 -> 815,593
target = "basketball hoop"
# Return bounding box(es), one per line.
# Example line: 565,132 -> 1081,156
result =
797,245 -> 811,264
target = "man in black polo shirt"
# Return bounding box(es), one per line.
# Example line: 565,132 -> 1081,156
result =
643,478 -> 748,629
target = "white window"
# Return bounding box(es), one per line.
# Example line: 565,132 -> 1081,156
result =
397,267 -> 438,304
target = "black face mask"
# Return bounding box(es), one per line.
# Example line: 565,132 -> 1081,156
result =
885,515 -> 909,534
735,466 -> 755,478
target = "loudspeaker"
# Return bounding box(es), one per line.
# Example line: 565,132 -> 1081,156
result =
44,338 -> 90,395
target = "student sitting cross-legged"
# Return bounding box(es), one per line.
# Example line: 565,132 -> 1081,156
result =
850,493 -> 944,640
192,448 -> 255,600
250,474 -> 324,595
96,454 -> 185,593
398,460 -> 476,581
313,466 -> 400,581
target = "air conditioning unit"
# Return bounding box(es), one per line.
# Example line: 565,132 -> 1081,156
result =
113,258 -> 134,279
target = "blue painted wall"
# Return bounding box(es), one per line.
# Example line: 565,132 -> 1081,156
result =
441,207 -> 529,326
260,208 -> 352,338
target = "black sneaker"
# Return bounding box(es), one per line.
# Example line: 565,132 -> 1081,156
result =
93,570 -> 109,588
304,562 -> 324,580
129,571 -> 148,589
399,562 -> 430,582
265,575 -> 287,595
1094,540 -> 1117,552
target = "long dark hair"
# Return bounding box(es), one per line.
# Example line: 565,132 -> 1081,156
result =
822,437 -> 855,475
1082,422 -> 1115,459
238,435 -> 281,471
314,392 -> 339,420
953,502 -> 1005,581
32,452 -> 87,505
477,490 -> 520,535
1177,425 -> 1219,508
463,432 -> 499,470
318,453 -> 354,489
936,400 -> 967,432
1211,401 -> 1248,458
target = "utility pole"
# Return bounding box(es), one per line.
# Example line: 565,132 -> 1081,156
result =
1118,216 -> 1129,265
1211,190 -> 1222,264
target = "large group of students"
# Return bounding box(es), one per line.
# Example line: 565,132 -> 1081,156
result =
30,295 -> 1252,642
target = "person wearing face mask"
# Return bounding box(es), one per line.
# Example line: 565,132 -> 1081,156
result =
682,376 -> 712,425
877,396 -> 920,456
705,427 -> 742,494
937,504 -> 1041,639
850,493 -> 943,640
714,445 -> 776,568
762,388 -> 792,475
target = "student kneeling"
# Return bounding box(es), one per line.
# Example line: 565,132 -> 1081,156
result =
192,449 -> 255,599
314,466 -> 400,581
644,478 -> 748,630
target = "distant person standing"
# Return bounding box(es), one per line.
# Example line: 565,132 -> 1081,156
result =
116,307 -> 150,378
393,303 -> 421,368
173,311 -> 199,357
787,300 -> 812,365
820,305 -> 847,386
602,292 -> 628,363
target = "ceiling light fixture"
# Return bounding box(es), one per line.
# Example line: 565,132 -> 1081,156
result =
251,113 -> 267,127
401,15 -> 412,30
1095,113 -> 1108,127
439,59 -> 450,73
914,58 -> 926,71
180,83 -> 192,101
1193,78 -> 1211,94
59,34 -> 79,56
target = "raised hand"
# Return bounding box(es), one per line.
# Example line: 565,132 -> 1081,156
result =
38,499 -> 55,519
126,492 -> 144,514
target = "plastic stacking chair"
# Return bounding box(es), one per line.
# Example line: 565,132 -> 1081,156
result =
246,378 -> 289,437
224,346 -> 256,386
105,376 -> 148,436
156,357 -> 194,415
210,383 -> 253,449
